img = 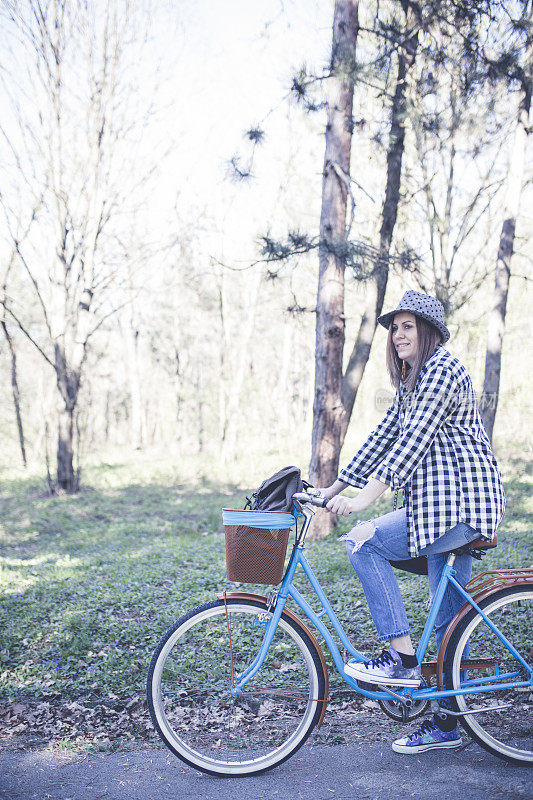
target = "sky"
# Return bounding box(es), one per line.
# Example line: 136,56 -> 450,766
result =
8,0 -> 515,270
1,0 -> 530,287
148,0 -> 335,259
162,1 -> 331,175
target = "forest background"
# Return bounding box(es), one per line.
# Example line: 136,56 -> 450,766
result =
0,0 -> 532,754
0,0 -> 532,503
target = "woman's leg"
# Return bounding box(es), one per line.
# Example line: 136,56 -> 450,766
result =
346,507 -> 413,644
392,523 -> 479,753
422,523 -> 477,715
421,522 -> 478,652
392,540 -> 478,755
344,508 -> 422,685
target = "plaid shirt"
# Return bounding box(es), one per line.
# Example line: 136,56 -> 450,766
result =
339,346 -> 505,556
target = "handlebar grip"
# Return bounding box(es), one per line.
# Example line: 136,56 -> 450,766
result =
308,495 -> 328,508
292,492 -> 329,508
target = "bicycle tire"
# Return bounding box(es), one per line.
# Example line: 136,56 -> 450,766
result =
444,584 -> 533,765
147,597 -> 326,776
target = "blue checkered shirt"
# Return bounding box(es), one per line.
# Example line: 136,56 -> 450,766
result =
339,346 -> 505,556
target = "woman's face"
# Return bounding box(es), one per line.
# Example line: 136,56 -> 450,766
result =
391,312 -> 418,366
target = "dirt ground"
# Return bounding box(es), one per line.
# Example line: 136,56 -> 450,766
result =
0,690 -> 459,755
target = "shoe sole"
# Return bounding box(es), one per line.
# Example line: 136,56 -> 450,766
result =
344,664 -> 421,687
392,739 -> 462,754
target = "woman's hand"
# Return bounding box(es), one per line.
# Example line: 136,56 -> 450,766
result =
325,494 -> 368,516
324,478 -> 389,516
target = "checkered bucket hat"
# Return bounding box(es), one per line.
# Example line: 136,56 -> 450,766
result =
378,290 -> 450,343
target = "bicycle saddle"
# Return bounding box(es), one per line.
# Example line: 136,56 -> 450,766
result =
452,534 -> 498,558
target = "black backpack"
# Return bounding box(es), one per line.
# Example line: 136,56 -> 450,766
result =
245,466 -> 305,513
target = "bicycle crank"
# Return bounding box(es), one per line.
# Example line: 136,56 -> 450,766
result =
378,697 -> 430,722
375,684 -> 430,722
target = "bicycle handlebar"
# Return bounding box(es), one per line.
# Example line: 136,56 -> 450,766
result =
292,491 -> 329,508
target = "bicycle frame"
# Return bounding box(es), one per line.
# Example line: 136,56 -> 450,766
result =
232,508 -> 533,705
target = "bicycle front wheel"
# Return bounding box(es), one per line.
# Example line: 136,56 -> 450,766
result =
444,584 -> 533,764
147,597 -> 326,776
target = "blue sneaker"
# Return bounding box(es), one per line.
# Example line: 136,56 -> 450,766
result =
344,648 -> 421,687
392,715 -> 462,754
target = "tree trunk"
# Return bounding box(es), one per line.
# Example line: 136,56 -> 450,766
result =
54,341 -> 80,492
340,2 -> 419,444
104,390 -> 111,443
481,25 -> 532,442
217,269 -> 230,450
44,419 -> 54,494
310,0 -> 359,492
221,271 -> 262,462
174,347 -> 183,440
57,404 -> 75,491
1,321 -> 27,467
123,310 -> 145,450
308,0 -> 359,539
196,364 -> 204,454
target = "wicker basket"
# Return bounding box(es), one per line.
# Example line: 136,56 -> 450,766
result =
222,509 -> 295,585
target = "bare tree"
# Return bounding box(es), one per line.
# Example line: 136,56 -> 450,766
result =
0,203 -> 43,467
0,0 -> 166,490
121,305 -> 146,452
220,269 -> 262,463
405,6 -> 509,317
244,2 -> 421,528
0,320 -> 27,467
482,4 -> 532,441
340,0 -> 420,443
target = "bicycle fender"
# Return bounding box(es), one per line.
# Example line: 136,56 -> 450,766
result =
216,591 -> 330,727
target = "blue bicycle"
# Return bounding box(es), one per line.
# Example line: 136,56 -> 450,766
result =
147,491 -> 533,776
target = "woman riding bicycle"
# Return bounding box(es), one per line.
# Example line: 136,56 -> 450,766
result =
318,290 -> 505,754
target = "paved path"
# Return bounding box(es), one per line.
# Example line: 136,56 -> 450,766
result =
0,743 -> 532,800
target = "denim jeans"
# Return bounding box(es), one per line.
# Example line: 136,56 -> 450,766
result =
346,507 -> 479,652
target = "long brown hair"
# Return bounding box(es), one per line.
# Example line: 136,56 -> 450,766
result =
386,315 -> 442,391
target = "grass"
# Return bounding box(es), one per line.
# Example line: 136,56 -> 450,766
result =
0,452 -> 531,708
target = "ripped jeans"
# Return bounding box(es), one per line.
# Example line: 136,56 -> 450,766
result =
345,507 -> 479,653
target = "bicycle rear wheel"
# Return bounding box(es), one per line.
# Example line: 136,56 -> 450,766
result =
444,584 -> 533,764
147,597 -> 326,776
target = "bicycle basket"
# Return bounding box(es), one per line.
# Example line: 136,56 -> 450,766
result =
222,509 -> 296,585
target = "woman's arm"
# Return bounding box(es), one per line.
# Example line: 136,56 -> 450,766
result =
314,479 -> 348,501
